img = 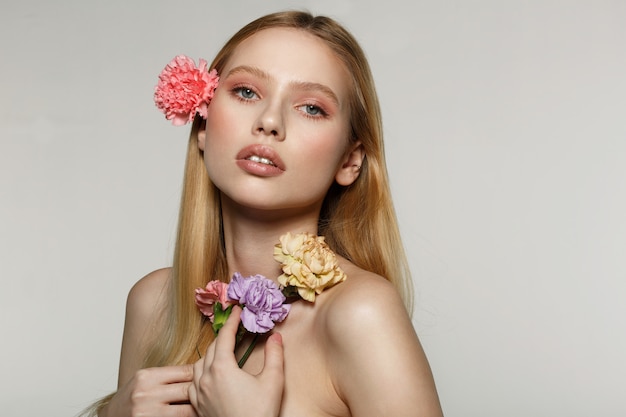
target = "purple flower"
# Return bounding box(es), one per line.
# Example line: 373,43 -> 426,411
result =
227,272 -> 291,333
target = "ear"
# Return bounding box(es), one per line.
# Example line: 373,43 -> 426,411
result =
197,119 -> 207,151
335,141 -> 365,186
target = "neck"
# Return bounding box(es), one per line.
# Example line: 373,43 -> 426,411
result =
220,195 -> 321,282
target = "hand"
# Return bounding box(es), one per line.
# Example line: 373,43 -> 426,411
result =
189,306 -> 285,417
100,365 -> 198,417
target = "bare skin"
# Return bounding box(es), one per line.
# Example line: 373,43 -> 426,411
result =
99,27 -> 443,416
223,259 -> 443,417
190,306 -> 285,417
100,258 -> 442,417
98,269 -> 198,417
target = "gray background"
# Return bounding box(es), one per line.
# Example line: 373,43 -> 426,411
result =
1,0 -> 625,416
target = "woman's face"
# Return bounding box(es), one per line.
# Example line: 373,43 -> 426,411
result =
199,27 -> 360,217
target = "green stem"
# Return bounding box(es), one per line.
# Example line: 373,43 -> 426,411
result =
237,333 -> 259,368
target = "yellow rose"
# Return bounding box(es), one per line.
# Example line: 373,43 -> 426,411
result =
274,232 -> 347,302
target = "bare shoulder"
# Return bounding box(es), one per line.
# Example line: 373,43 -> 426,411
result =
117,268 -> 171,387
126,267 -> 171,317
320,259 -> 443,417
321,259 -> 411,343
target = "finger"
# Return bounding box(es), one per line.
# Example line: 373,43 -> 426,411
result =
158,381 -> 194,404
192,358 -> 204,386
204,335 -> 217,364
165,404 -> 198,417
203,305 -> 242,363
188,375 -> 198,409
144,364 -> 195,384
212,305 -> 242,363
260,332 -> 285,383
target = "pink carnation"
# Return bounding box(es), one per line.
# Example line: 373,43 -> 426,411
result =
195,280 -> 231,320
154,55 -> 219,126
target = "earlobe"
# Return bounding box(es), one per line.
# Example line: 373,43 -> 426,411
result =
197,120 -> 207,151
335,142 -> 365,186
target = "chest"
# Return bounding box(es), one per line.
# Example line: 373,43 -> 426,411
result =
237,309 -> 350,417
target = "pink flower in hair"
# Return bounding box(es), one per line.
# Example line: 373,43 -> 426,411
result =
154,55 -> 219,126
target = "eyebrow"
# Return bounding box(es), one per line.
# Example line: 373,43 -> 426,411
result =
226,65 -> 340,107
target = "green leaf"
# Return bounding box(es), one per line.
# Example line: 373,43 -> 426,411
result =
212,303 -> 233,334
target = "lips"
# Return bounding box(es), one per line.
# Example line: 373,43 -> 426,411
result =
235,144 -> 286,176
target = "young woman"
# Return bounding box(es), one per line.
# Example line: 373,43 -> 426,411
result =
87,11 -> 442,417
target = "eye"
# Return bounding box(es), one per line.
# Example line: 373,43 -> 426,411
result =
233,86 -> 258,100
298,104 -> 327,118
304,105 -> 321,115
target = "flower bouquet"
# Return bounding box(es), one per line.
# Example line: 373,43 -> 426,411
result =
195,232 -> 346,367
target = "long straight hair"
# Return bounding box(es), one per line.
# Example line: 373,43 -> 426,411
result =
144,10 -> 414,368
85,11 -> 413,415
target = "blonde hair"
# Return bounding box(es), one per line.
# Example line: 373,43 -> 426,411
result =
155,9 -> 414,366
84,10 -> 412,415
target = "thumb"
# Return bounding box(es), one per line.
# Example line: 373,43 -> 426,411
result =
260,332 -> 285,382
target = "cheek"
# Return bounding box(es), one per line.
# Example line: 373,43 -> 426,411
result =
204,100 -> 244,152
205,96 -> 232,136
202,106 -> 237,178
313,123 -> 350,161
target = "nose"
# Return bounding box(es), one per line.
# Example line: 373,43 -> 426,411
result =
253,101 -> 285,141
